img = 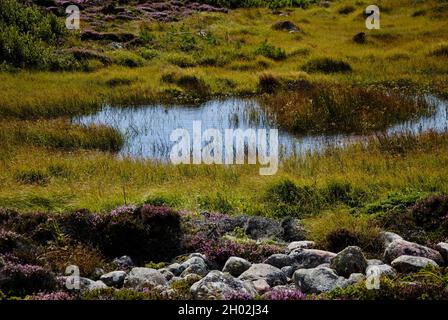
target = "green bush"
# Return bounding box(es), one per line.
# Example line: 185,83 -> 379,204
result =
301,57 -> 352,73
255,41 -> 287,61
0,0 -> 65,69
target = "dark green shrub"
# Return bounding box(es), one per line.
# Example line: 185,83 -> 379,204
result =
301,57 -> 352,73
255,41 -> 287,61
0,0 -> 65,69
265,179 -> 321,217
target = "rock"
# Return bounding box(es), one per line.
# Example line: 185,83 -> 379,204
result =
293,267 -> 347,294
188,253 -> 208,261
391,255 -> 438,273
222,257 -> 251,277
346,273 -> 366,286
436,242 -> 448,264
112,255 -> 134,269
366,264 -> 397,278
281,217 -> 306,242
272,20 -> 298,32
244,216 -> 282,240
281,266 -> 298,278
330,246 -> 368,278
353,32 -> 366,44
252,279 -> 271,294
100,271 -> 127,287
166,263 -> 185,276
92,268 -> 105,280
183,273 -> 203,284
290,249 -> 336,269
263,254 -> 296,269
123,268 -> 167,289
239,264 -> 287,287
191,270 -> 255,300
88,280 -> 108,290
180,257 -> 209,277
384,239 -> 444,264
286,241 -> 315,253
367,259 -> 384,266
380,231 -> 403,248
159,268 -> 175,281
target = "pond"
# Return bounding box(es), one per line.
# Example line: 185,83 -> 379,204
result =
73,95 -> 448,162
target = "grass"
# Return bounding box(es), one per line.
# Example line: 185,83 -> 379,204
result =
260,83 -> 433,134
0,0 -> 448,237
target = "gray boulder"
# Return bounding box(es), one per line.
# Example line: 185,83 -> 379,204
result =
100,271 -> 127,287
290,249 -> 336,269
391,255 -> 438,273
436,242 -> 448,264
244,216 -> 283,240
330,246 -> 368,277
159,268 -> 175,281
263,254 -> 296,269
123,267 -> 167,289
191,270 -> 256,300
112,255 -> 134,269
293,267 -> 347,294
281,265 -> 298,278
367,259 -> 384,266
180,257 -> 209,277
239,263 -> 287,287
222,257 -> 251,277
286,241 -> 315,254
281,217 -> 307,242
380,231 -> 403,248
384,239 -> 444,264
166,263 -> 185,276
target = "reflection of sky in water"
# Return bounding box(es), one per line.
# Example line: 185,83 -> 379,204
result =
73,96 -> 448,162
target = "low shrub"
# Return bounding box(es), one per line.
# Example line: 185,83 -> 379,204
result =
111,51 -> 145,68
255,41 -> 287,61
301,57 -> 352,73
265,179 -> 321,218
0,262 -> 57,297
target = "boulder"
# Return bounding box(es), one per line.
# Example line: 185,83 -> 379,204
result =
272,20 -> 298,32
330,246 -> 368,278
281,217 -> 306,242
252,279 -> 271,294
263,254 -> 296,269
123,267 -> 167,289
436,242 -> 448,264
391,255 -> 438,273
366,264 -> 397,278
88,280 -> 108,291
367,259 -> 384,266
281,266 -> 298,278
159,268 -> 175,281
244,216 -> 282,240
191,270 -> 255,300
293,267 -> 347,294
384,239 -> 444,264
238,264 -> 287,287
380,231 -> 403,249
222,257 -> 251,277
180,257 -> 209,277
286,241 -> 315,254
100,271 -> 127,287
290,249 -> 336,269
112,255 -> 134,270
166,263 -> 185,276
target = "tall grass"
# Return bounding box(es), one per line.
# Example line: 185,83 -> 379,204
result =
261,84 -> 433,134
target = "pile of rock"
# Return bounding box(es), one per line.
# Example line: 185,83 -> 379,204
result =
69,232 -> 448,299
